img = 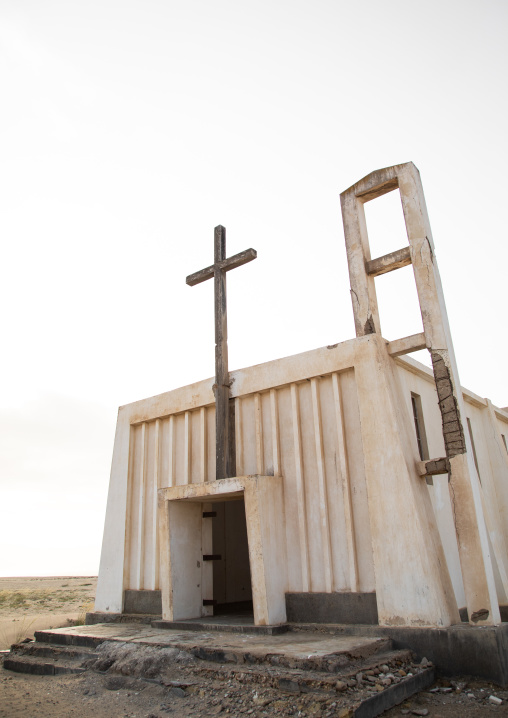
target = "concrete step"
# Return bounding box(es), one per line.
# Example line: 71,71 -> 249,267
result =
354,668 -> 435,718
152,618 -> 288,635
3,654 -> 86,676
9,641 -> 96,662
34,629 -> 105,649
185,636 -> 393,673
86,612 -> 160,625
3,639 -> 98,676
188,647 -> 415,691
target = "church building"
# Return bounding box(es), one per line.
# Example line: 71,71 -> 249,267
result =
93,162 -> 508,631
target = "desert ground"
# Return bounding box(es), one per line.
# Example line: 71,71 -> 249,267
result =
1,577 -> 507,717
0,576 -> 97,649
1,660 -> 508,718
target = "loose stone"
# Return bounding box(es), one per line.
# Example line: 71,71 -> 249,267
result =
278,679 -> 300,693
170,687 -> 187,698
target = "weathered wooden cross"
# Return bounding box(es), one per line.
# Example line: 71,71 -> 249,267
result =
186,226 -> 257,481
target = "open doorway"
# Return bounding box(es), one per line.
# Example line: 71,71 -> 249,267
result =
159,475 -> 286,625
212,499 -> 253,616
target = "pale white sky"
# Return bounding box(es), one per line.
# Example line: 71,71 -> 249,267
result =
0,0 -> 506,576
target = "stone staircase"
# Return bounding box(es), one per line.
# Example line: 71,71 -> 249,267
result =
3,635 -> 98,676
3,625 -> 436,717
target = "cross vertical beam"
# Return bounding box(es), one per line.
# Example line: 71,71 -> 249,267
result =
214,225 -> 229,481
186,225 -> 257,481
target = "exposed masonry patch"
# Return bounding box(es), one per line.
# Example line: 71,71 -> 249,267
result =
364,315 -> 376,335
424,458 -> 450,476
431,351 -> 466,458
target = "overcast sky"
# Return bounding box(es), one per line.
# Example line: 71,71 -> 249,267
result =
1,0 -> 506,576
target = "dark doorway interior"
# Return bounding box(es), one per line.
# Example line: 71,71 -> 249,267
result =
212,499 -> 253,616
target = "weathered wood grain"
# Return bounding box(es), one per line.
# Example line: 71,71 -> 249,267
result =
186,248 -> 257,286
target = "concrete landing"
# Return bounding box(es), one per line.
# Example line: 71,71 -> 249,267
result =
36,623 -> 390,669
87,608 -> 287,633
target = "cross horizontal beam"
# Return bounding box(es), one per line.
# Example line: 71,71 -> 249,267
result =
186,248 -> 257,286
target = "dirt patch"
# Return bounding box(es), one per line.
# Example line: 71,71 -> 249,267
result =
1,663 -> 508,718
0,576 -> 97,649
0,670 -> 169,718
383,677 -> 508,717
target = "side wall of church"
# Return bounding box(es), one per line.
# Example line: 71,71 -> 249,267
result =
396,355 -> 508,609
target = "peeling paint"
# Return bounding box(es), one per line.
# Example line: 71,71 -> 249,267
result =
471,608 -> 490,623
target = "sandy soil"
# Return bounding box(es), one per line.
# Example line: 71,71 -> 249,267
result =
0,576 -> 97,649
1,665 -> 508,718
